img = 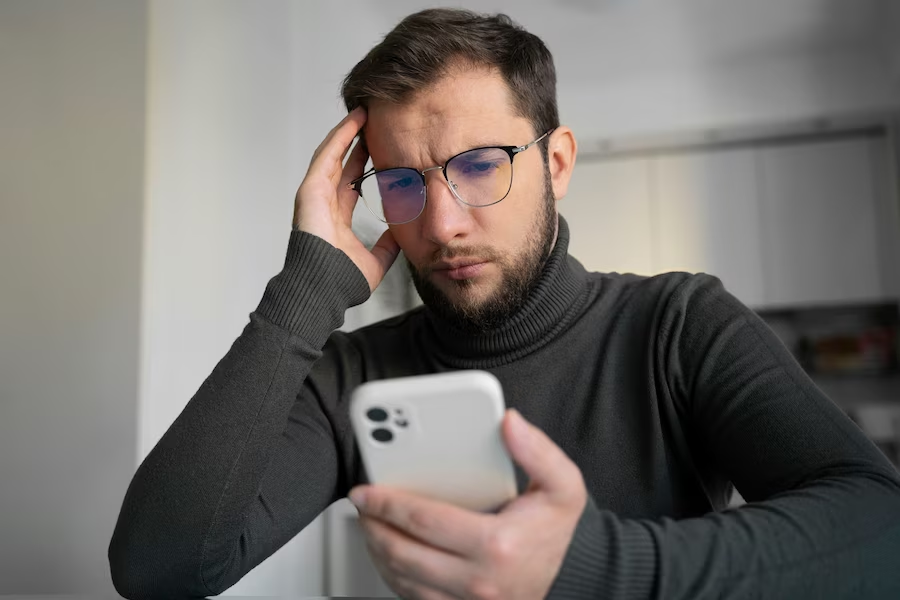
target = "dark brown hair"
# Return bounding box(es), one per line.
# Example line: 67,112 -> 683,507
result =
341,8 -> 559,157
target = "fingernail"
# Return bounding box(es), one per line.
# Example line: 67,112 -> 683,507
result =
349,487 -> 367,510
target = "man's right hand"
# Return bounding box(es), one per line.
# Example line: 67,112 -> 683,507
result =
293,107 -> 401,292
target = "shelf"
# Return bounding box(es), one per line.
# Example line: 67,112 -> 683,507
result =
812,374 -> 900,409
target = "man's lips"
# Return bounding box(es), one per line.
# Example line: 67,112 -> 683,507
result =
433,259 -> 489,281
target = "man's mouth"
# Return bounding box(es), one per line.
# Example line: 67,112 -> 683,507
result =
433,259 -> 488,281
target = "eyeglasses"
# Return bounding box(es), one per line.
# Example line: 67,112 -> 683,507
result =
348,129 -> 554,224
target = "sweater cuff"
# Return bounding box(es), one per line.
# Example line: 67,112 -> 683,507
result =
255,230 -> 370,345
548,497 -> 658,600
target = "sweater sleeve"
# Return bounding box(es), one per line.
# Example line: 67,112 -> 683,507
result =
548,274 -> 900,599
108,231 -> 370,599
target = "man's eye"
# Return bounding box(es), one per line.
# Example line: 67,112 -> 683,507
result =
387,177 -> 416,191
461,161 -> 499,175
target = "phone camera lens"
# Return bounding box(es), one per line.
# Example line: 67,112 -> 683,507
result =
366,407 -> 388,423
371,428 -> 393,443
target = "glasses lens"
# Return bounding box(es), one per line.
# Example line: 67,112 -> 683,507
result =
360,168 -> 425,224
445,148 -> 513,206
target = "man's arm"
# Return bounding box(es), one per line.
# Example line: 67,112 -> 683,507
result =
108,231 -> 369,598
550,274 -> 900,599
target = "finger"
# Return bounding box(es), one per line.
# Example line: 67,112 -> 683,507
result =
501,409 -> 582,499
361,517 -> 471,599
311,106 -> 364,162
308,107 -> 367,177
390,575 -> 460,600
368,228 -> 401,282
351,484 -> 489,556
332,140 -> 369,226
307,109 -> 357,167
338,137 -> 370,192
394,578 -> 463,600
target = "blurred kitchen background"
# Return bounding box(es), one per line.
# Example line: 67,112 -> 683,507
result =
2,0 -> 900,596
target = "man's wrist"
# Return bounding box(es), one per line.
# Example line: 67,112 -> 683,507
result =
256,230 -> 369,343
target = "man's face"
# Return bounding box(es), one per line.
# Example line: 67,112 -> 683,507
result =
365,68 -> 558,332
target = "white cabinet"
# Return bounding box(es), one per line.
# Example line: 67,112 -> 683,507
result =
563,133 -> 897,308
561,157 -> 655,276
869,139 -> 900,299
653,148 -> 767,308
758,138 -> 886,306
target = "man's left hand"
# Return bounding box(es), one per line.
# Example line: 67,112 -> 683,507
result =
350,409 -> 588,600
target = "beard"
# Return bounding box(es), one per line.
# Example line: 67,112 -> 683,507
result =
407,167 -> 557,334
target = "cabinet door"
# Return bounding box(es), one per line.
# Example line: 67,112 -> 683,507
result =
653,148 -> 766,308
560,158 -> 655,276
759,138 -> 885,306
868,137 -> 900,299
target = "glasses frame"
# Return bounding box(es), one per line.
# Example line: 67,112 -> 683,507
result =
347,128 -> 555,224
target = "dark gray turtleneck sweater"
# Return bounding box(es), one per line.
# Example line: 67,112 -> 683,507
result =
109,217 -> 900,599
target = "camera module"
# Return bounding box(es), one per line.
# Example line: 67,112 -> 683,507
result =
366,407 -> 388,423
371,428 -> 393,443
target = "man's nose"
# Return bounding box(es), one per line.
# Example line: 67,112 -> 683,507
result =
418,171 -> 473,246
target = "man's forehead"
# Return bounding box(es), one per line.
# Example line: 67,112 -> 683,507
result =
364,104 -> 530,167
363,68 -> 529,148
365,111 -> 510,145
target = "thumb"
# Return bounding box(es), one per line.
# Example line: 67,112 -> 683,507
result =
502,409 -> 581,498
364,228 -> 401,291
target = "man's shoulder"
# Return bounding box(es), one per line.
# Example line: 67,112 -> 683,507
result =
586,269 -> 693,285
585,269 -> 721,301
579,269 -> 737,329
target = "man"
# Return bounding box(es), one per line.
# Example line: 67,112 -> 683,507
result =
109,8 -> 900,599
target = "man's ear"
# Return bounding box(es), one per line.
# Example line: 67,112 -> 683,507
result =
547,126 -> 577,204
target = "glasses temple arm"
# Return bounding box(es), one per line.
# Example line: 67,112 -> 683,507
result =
514,128 -> 556,153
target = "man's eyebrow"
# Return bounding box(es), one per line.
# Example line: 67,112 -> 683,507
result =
458,141 -> 508,152
430,141 -> 514,165
461,138 -> 511,149
374,140 -> 512,170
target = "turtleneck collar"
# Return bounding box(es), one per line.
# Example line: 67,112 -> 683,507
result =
422,215 -> 590,368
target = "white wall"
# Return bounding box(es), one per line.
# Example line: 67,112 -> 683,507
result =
0,0 -> 146,593
560,49 -> 900,143
887,2 -> 900,84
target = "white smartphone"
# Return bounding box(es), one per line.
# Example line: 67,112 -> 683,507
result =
350,370 -> 518,512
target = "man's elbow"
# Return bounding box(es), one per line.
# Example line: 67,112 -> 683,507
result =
108,534 -> 161,600
108,536 -> 149,599
107,531 -> 207,600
